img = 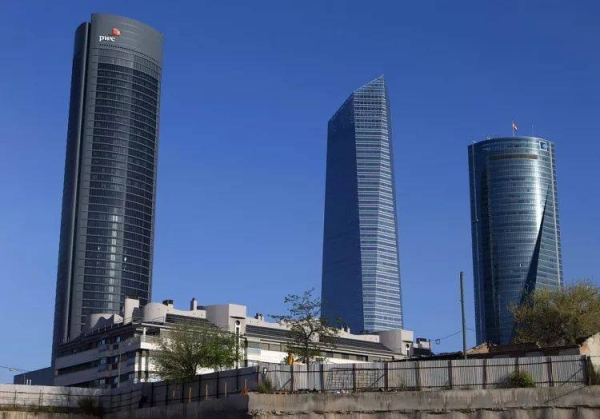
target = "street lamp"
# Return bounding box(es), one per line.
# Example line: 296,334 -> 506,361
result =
1,365 -> 30,385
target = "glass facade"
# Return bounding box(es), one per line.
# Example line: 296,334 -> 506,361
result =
469,136 -> 563,345
53,14 -> 163,359
321,76 -> 403,333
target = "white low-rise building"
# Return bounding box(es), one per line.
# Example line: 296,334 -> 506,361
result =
53,298 -> 430,388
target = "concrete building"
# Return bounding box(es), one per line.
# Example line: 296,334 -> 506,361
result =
469,136 -> 562,345
52,14 -> 164,361
52,298 -> 430,388
321,76 -> 403,334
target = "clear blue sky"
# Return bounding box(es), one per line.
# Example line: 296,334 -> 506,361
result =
1,0 -> 599,382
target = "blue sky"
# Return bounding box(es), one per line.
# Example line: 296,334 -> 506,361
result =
0,1 -> 599,382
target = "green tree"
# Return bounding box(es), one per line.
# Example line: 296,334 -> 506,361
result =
511,282 -> 600,347
152,321 -> 238,382
271,288 -> 339,366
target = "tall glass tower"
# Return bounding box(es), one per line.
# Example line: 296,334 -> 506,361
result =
321,76 -> 403,333
469,136 -> 563,345
52,14 -> 163,358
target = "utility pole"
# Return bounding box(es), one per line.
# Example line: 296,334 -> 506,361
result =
460,271 -> 467,360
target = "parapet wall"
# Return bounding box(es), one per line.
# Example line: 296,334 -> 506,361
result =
247,387 -> 600,417
105,386 -> 600,418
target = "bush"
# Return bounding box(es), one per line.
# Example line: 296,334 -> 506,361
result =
256,379 -> 275,394
507,370 -> 535,388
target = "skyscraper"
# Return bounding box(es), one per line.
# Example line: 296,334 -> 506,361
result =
469,136 -> 563,345
321,76 -> 403,333
52,14 -> 163,358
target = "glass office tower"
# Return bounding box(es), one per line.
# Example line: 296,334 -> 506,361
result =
469,136 -> 562,345
52,14 -> 163,358
321,76 -> 403,333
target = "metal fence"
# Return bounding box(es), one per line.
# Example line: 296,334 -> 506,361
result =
0,368 -> 259,413
109,366 -> 260,410
262,355 -> 588,392
0,355 -> 589,413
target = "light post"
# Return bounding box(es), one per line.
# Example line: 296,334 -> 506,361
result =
1,365 -> 29,385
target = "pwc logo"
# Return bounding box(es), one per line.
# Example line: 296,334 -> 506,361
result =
99,28 -> 121,42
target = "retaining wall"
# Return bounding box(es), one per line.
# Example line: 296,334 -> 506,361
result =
105,386 -> 600,418
0,413 -> 91,419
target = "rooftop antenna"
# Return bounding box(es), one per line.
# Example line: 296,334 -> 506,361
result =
512,121 -> 518,137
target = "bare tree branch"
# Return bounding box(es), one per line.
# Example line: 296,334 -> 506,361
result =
271,288 -> 340,366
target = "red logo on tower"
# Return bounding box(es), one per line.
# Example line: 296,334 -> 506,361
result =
99,28 -> 121,42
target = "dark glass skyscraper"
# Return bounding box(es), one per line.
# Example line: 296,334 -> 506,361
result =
53,14 -> 163,358
321,76 -> 403,333
469,136 -> 562,345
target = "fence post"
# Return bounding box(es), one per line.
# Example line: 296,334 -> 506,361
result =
236,367 -> 240,394
150,382 -> 155,407
482,359 -> 487,389
181,381 -> 185,403
216,371 -> 220,399
165,381 -> 169,406
547,356 -> 554,387
198,374 -> 202,402
352,364 -> 357,393
415,361 -> 421,390
291,365 -> 294,392
320,364 -> 325,392
384,362 -> 389,391
448,360 -> 453,390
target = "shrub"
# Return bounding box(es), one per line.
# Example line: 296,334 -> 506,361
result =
507,370 -> 535,388
256,379 -> 275,394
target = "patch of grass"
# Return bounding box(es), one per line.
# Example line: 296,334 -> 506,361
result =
77,396 -> 105,416
0,405 -> 71,414
0,397 -> 104,416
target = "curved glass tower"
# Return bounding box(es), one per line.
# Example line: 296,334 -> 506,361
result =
469,136 -> 562,345
321,76 -> 403,333
53,14 -> 163,358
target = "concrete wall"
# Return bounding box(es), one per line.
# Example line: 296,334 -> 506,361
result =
105,386 -> 600,418
4,384 -> 600,418
0,413 -> 93,419
0,384 -> 102,409
106,396 -> 250,419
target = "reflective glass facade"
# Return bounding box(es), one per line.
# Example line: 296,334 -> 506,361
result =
53,14 -> 163,358
321,76 -> 403,333
469,136 -> 562,345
